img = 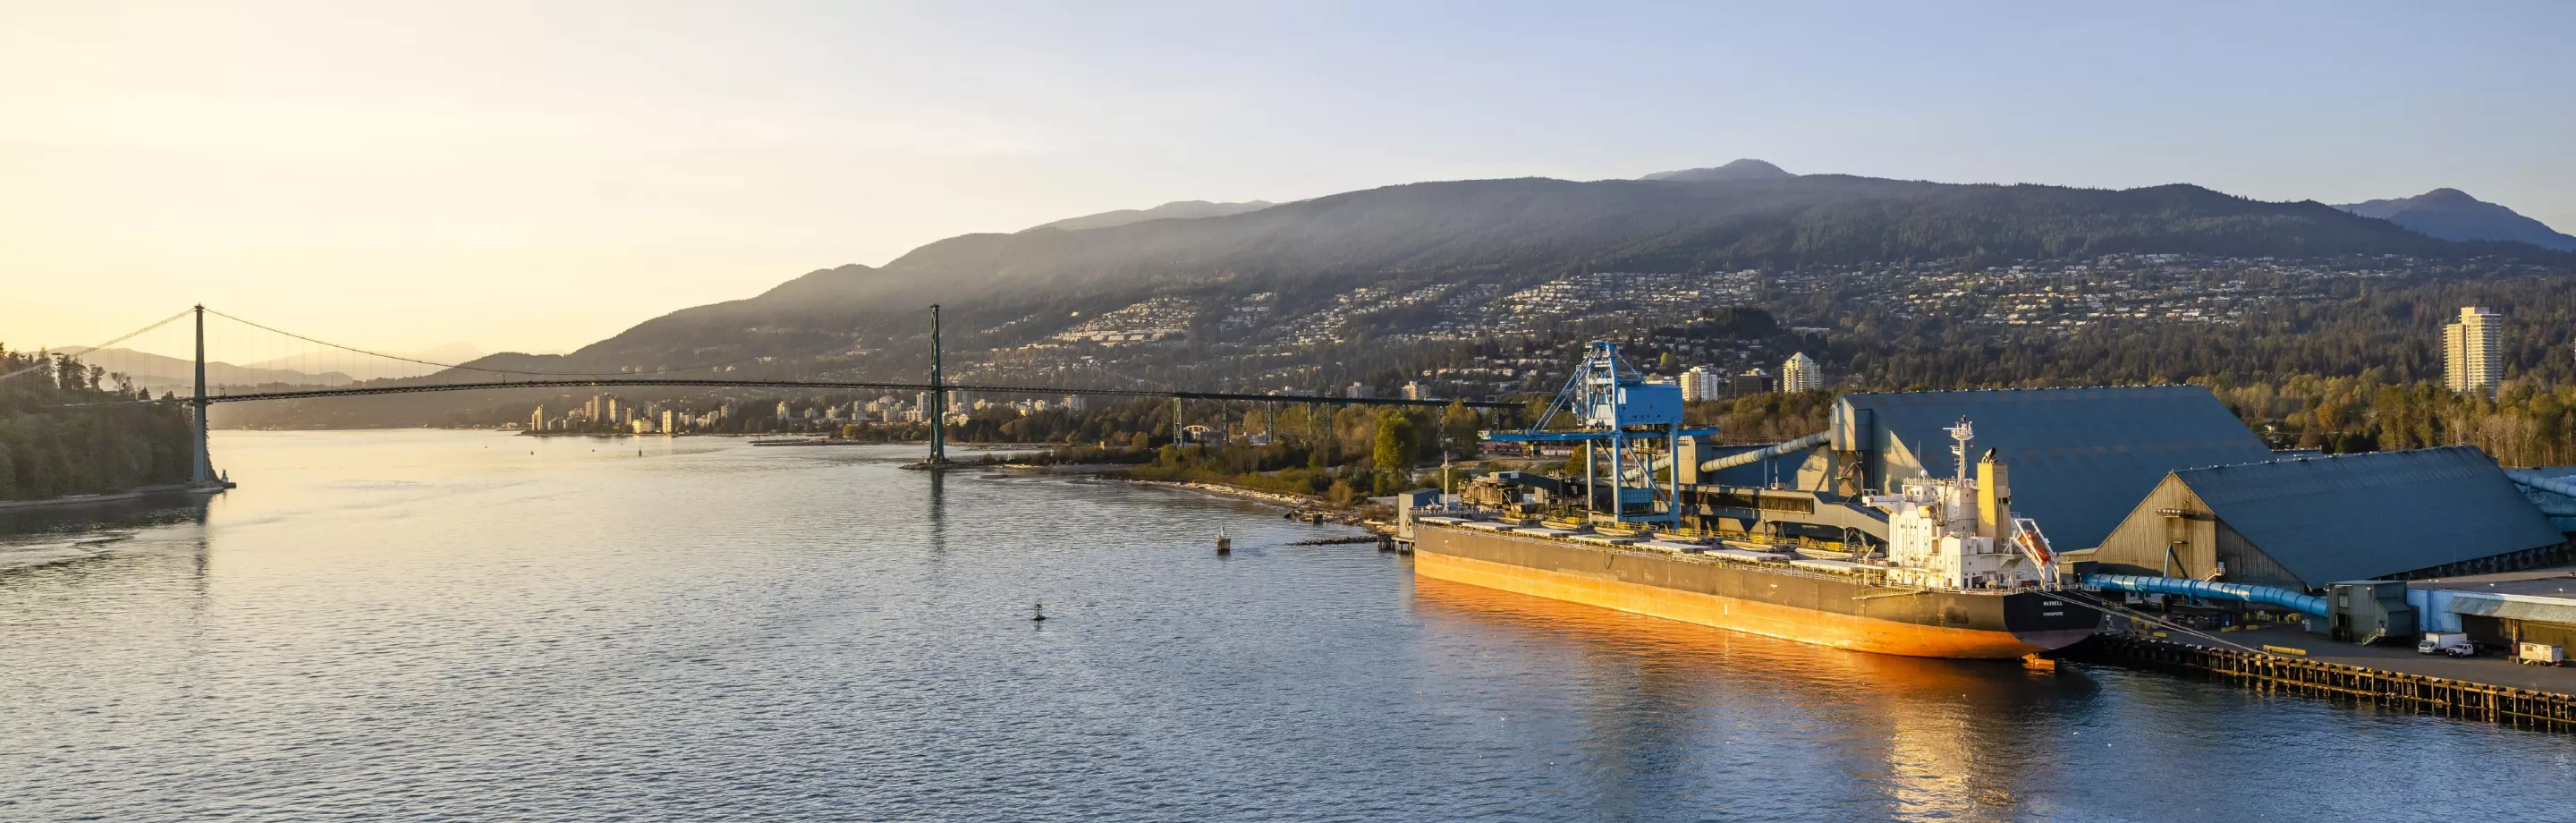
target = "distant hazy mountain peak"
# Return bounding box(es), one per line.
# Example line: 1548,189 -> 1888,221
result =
1640,158 -> 1794,182
405,342 -> 485,364
1029,199 -> 1278,233
2334,188 -> 2576,251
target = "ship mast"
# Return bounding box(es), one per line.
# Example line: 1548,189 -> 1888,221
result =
1947,417 -> 1973,485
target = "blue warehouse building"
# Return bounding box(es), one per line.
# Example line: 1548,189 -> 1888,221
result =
1690,386 -> 2275,552
2088,446 -> 2573,590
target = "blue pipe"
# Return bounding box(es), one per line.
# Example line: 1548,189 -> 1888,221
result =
2086,574 -> 2327,616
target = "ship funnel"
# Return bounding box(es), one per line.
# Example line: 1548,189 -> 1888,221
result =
1976,448 -> 2009,538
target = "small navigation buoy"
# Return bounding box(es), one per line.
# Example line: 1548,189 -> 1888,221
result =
1032,603 -> 1046,622
1216,528 -> 1233,555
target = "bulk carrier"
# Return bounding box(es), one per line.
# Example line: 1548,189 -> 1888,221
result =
1408,343 -> 2099,658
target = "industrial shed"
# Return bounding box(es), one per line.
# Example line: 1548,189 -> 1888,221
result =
2416,573 -> 2576,651
1799,386 -> 2275,550
2090,446 -> 2572,591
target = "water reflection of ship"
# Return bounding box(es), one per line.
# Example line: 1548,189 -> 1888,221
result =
1411,575 -> 2089,820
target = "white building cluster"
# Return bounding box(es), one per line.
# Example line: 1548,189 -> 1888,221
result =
528,395 -> 730,434
522,391 -> 1096,435
1672,353 -> 1822,402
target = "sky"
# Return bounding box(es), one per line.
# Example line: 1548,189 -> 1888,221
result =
4,2 -> 2572,359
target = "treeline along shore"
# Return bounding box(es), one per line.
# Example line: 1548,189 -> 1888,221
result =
0,346 -> 198,503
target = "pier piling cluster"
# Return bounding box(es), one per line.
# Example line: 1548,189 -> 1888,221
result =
2066,633 -> 2576,730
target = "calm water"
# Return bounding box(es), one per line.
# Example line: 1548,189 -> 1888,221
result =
4,430 -> 2572,822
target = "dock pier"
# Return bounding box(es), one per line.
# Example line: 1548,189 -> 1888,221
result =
2064,633 -> 2576,730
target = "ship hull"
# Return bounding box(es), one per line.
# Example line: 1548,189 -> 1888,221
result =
1414,525 -> 2098,659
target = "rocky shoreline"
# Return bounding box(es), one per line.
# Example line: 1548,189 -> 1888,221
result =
1114,478 -> 1377,527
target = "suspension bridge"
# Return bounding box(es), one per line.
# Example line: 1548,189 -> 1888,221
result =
21,305 -> 1520,489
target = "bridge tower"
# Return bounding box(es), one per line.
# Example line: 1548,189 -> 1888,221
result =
928,303 -> 946,467
191,304 -> 213,487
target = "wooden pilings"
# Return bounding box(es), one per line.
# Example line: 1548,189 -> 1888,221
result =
2067,633 -> 2576,731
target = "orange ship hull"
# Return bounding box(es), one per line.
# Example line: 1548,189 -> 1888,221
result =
1414,540 -> 2089,659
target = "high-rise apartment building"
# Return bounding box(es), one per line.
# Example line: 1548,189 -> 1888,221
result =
1782,352 -> 1824,393
1731,368 -> 1775,397
1680,366 -> 1718,402
2444,307 -> 2502,397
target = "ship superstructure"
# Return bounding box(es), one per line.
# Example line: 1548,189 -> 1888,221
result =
1868,419 -> 2063,592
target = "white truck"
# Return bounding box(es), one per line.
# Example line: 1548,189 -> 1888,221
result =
2418,632 -> 2474,657
2517,642 -> 2565,666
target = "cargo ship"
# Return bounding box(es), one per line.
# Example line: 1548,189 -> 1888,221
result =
1410,344 -> 2098,658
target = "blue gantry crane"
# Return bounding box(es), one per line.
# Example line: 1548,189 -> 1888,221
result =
1485,341 -> 1716,526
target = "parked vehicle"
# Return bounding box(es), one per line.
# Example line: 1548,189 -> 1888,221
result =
2418,632 -> 2473,657
2517,642 -> 2565,666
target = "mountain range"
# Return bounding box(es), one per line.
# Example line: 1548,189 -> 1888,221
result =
213,160 -> 2576,429
2334,188 -> 2576,251
242,342 -> 484,382
58,348 -> 353,391
547,167 -> 2554,365
326,160 -> 2560,388
59,342 -> 486,391
1638,158 -> 1796,182
1030,199 -> 1277,232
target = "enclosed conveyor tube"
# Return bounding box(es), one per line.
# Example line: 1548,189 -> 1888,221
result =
2086,574 -> 2327,616
1700,431 -> 1830,473
1621,430 -> 1832,482
2504,470 -> 2576,515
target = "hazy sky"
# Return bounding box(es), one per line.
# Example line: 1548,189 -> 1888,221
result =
6,2 -> 2571,358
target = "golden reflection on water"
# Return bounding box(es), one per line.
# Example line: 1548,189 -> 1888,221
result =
1411,574 -> 2065,820
10,432 -> 2570,823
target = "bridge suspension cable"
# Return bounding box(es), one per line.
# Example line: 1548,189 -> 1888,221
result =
38,304 -> 1529,420
199,307 -> 925,379
0,308 -> 195,385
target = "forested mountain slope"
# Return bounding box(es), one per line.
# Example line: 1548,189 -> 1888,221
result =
570,173 -> 2563,367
